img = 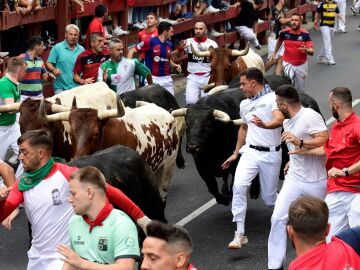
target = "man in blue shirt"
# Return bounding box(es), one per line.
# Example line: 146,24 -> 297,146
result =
46,24 -> 85,94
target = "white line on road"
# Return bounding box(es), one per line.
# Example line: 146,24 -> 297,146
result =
176,98 -> 360,226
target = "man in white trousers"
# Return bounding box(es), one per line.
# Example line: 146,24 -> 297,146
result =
292,87 -> 360,239
0,57 -> 27,178
315,0 -> 344,65
222,68 -> 284,249
334,0 -> 347,32
271,13 -> 314,92
267,85 -> 329,270
177,21 -> 218,105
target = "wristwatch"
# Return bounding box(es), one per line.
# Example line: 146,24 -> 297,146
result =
342,168 -> 350,176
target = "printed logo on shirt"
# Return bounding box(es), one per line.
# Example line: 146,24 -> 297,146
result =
243,104 -> 267,117
125,237 -> 136,247
111,74 -> 122,84
74,236 -> 85,245
154,56 -> 169,62
297,36 -> 303,41
98,237 -> 108,251
51,188 -> 62,206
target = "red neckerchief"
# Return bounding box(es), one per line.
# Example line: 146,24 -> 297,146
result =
82,200 -> 114,233
194,36 -> 207,43
187,263 -> 197,270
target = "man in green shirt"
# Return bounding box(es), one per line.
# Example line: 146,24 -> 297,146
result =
0,57 -> 27,177
98,38 -> 153,94
58,166 -> 140,270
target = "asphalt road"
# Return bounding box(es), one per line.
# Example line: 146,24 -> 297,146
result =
1,10 -> 360,270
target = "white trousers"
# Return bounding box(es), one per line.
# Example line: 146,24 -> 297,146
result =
152,75 -> 174,95
282,60 -> 308,92
232,148 -> 281,227
325,191 -> 360,240
335,1 -> 346,31
20,93 -> 43,102
185,73 -> 209,105
27,257 -> 63,270
235,26 -> 260,49
268,178 -> 327,269
319,26 -> 335,62
0,123 -> 23,177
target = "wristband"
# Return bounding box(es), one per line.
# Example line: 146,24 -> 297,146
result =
299,139 -> 304,148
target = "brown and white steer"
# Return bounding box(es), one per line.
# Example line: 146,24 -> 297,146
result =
45,101 -> 180,199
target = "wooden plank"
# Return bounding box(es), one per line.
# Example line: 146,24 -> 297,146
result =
255,21 -> 269,33
284,7 -> 298,17
0,7 -> 56,31
132,0 -> 175,7
297,3 -> 309,14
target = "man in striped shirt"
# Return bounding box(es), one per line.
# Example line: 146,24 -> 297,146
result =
315,0 -> 344,65
19,36 -> 53,101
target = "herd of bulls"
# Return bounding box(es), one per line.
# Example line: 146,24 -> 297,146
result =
0,47 -> 323,224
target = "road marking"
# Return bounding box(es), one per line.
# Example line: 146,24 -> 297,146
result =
325,99 -> 360,126
176,98 -> 360,226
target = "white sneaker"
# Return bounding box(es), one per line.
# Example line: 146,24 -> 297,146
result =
0,51 -> 9,57
210,29 -> 224,37
228,231 -> 248,249
257,18 -> 264,23
328,60 -> 336,65
207,5 -> 220,13
113,26 -> 129,36
134,22 -> 145,29
317,55 -> 327,64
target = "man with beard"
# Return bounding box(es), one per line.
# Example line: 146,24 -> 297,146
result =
222,68 -> 284,249
291,87 -> 360,239
267,85 -> 328,270
177,21 -> 218,105
46,24 -> 85,94
0,130 -> 149,270
271,13 -> 313,92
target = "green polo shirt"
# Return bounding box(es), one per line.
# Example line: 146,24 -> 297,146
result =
47,40 -> 84,91
69,209 -> 140,265
0,76 -> 20,126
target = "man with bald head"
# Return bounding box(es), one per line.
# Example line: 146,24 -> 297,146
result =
177,21 -> 218,105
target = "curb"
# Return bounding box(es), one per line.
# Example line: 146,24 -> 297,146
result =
173,22 -> 314,94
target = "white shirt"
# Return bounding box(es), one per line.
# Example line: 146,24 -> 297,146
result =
284,107 -> 327,183
185,37 -> 218,74
240,91 -> 282,147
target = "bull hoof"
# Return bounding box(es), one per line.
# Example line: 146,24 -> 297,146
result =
215,195 -> 231,206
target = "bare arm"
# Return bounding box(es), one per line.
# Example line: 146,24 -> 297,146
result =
46,62 -> 62,77
328,159 -> 360,178
73,73 -> 94,85
251,109 -> 284,129
146,73 -> 153,85
222,123 -> 248,169
282,130 -> 329,149
0,162 -> 15,187
127,47 -> 137,59
289,145 -> 326,156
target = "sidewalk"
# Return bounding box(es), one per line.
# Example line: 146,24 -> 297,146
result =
173,22 -> 314,94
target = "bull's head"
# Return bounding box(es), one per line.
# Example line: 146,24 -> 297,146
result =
44,96 -> 125,158
191,42 -> 250,91
172,106 -> 242,155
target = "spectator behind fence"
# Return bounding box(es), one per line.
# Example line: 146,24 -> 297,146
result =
98,38 -> 152,94
141,221 -> 197,270
57,166 -> 140,270
232,0 -> 264,50
73,32 -> 109,85
287,196 -> 360,270
46,24 -> 84,94
19,36 -> 53,101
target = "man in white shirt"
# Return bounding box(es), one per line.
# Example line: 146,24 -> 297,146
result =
222,68 -> 284,249
267,85 -> 328,270
177,21 -> 218,105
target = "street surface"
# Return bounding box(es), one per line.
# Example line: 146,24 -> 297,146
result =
1,10 -> 360,270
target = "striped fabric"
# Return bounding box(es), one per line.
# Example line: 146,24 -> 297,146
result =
18,52 -> 47,96
317,1 -> 339,27
250,84 -> 272,101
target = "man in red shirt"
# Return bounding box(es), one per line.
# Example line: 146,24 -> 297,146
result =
291,87 -> 360,239
73,32 -> 109,85
271,13 -> 313,92
287,196 -> 360,270
137,13 -> 158,87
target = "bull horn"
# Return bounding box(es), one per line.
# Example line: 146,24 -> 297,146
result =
203,83 -> 216,93
171,108 -> 187,117
97,109 -> 119,120
190,43 -> 210,57
135,101 -> 151,107
0,102 -> 21,112
45,111 -> 71,122
213,109 -> 231,123
231,42 -> 250,57
51,104 -> 69,113
232,119 -> 243,125
116,95 -> 125,118
208,85 -> 229,95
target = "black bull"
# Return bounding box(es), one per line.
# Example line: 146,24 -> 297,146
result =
176,77 -> 322,205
